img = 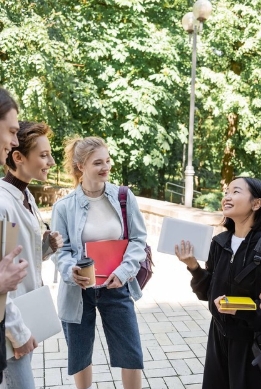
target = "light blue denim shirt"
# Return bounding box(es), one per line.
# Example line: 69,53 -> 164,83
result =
51,182 -> 147,323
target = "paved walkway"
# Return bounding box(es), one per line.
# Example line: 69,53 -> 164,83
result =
33,229 -> 210,389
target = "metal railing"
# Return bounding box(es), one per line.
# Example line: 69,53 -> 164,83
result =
165,182 -> 201,205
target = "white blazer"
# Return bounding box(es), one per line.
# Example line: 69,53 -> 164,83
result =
0,179 -> 51,348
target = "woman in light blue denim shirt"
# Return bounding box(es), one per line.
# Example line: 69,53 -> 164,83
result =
51,136 -> 147,389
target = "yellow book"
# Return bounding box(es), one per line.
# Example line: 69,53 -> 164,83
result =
220,296 -> 256,310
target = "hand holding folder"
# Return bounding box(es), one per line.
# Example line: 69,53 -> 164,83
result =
85,239 -> 128,285
5,285 -> 61,359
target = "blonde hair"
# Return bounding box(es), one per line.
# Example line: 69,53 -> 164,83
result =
63,136 -> 108,187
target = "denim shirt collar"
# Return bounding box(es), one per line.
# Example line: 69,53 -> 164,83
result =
75,182 -> 114,208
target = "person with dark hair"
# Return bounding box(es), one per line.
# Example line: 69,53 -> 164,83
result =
0,121 -> 63,389
175,176 -> 261,389
0,88 -> 18,165
0,87 -> 28,384
0,87 -> 18,116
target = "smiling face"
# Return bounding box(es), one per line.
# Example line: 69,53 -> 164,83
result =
12,135 -> 55,183
80,146 -> 111,186
222,178 -> 259,222
0,108 -> 19,165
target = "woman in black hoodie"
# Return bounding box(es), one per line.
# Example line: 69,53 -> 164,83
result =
175,177 -> 261,389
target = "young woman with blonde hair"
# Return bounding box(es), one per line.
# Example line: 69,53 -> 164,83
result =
51,136 -> 147,389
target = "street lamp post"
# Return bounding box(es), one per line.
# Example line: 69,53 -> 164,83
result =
182,0 -> 212,207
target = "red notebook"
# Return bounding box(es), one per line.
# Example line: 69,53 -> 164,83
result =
85,239 -> 128,285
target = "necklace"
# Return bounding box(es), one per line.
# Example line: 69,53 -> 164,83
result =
82,184 -> 105,195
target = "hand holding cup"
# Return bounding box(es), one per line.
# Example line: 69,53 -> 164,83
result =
72,257 -> 95,289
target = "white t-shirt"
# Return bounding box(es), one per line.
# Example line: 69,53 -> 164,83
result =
81,193 -> 122,246
231,234 -> 245,254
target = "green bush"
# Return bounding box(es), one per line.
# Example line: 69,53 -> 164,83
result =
194,192 -> 223,212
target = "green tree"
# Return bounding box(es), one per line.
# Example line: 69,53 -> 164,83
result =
3,0 -> 261,202
193,0 -> 261,187
0,0 -> 190,198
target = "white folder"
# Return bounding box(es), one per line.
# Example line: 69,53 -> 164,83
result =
6,285 -> 61,359
157,217 -> 214,262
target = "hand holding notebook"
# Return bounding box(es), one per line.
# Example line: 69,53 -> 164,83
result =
220,296 -> 256,310
85,239 -> 128,285
6,285 -> 61,359
157,217 -> 214,262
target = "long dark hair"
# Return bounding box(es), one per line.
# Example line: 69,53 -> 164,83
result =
222,177 -> 261,232
0,87 -> 18,120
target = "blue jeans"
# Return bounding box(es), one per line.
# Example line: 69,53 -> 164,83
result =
63,285 -> 143,375
0,353 -> 35,389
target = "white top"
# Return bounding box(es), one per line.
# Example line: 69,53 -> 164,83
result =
231,234 -> 245,254
0,180 -> 52,348
51,183 -> 148,323
81,193 -> 121,247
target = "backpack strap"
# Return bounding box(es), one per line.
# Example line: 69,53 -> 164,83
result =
254,236 -> 261,256
234,236 -> 261,284
118,186 -> 129,240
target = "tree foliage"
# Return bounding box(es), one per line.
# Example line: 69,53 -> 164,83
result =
194,0 -> 261,187
1,0 -> 261,200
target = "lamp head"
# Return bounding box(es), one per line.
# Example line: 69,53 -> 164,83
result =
193,0 -> 212,22
182,12 -> 195,34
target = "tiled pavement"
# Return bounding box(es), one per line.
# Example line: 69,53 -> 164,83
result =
34,229 -> 210,389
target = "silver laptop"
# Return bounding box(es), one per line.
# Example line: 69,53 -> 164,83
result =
157,217 -> 214,262
6,285 -> 61,359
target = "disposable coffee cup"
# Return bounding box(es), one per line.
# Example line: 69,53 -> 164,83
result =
77,257 -> 96,288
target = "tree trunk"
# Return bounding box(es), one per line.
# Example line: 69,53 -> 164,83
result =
139,188 -> 152,197
121,164 -> 128,186
158,167 -> 166,200
220,112 -> 238,189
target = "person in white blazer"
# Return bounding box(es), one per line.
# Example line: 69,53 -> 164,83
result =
0,121 -> 63,389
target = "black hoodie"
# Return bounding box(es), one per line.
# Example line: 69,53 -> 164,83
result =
188,229 -> 261,340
